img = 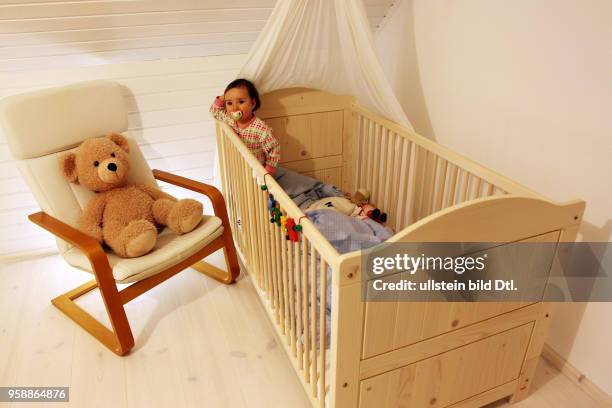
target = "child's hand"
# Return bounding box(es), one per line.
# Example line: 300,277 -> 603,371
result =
214,96 -> 225,107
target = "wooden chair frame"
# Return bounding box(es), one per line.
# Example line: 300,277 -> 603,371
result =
28,169 -> 240,356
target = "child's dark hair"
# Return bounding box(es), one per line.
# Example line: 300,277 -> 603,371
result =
224,78 -> 261,112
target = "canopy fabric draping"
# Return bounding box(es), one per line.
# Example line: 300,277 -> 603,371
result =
238,0 -> 413,129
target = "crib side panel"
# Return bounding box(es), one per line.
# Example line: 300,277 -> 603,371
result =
216,120 -> 347,408
349,105 -> 555,233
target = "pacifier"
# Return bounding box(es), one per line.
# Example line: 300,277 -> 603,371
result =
231,111 -> 243,121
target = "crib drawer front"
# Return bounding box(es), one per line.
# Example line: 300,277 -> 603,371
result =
358,322 -> 533,408
266,110 -> 344,162
362,300 -> 533,359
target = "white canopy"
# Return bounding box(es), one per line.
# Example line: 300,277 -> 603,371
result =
238,0 -> 413,129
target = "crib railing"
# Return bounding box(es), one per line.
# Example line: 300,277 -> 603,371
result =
216,123 -> 338,408
351,105 -> 542,233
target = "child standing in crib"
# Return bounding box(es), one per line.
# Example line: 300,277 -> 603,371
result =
210,79 -> 280,174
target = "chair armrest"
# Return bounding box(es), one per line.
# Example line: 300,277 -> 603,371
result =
152,169 -> 231,227
28,211 -> 111,272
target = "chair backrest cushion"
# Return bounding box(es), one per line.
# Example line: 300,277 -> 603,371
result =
0,80 -> 128,160
0,80 -> 157,253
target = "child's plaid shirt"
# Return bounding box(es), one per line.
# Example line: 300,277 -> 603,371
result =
210,98 -> 280,170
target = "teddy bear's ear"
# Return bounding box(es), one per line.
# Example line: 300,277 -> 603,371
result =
59,152 -> 78,183
108,133 -> 130,153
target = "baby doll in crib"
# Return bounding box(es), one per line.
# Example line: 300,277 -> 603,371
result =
210,78 -> 280,175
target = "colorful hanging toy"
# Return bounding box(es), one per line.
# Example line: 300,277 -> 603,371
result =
270,207 -> 281,225
285,218 -> 300,242
280,215 -> 287,234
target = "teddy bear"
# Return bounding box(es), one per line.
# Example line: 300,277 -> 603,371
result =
60,133 -> 203,258
348,188 -> 387,223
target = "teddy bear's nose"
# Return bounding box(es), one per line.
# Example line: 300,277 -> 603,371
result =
107,163 -> 117,172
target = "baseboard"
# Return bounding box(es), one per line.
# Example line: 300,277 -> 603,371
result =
542,344 -> 612,407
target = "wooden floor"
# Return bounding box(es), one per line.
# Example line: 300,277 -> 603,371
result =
0,253 -> 605,408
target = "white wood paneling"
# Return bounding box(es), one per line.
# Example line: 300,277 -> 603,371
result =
0,0 -> 389,72
0,1 -> 273,72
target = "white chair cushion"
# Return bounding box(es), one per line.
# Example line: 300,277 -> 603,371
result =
63,215 -> 223,283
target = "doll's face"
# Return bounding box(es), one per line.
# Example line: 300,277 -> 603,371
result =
224,86 -> 256,124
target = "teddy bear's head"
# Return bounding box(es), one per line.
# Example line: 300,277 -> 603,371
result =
60,133 -> 131,192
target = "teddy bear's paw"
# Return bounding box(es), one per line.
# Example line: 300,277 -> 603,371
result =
168,199 -> 203,234
123,220 -> 157,258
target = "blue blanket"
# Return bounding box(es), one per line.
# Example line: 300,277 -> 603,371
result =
274,166 -> 344,210
306,209 -> 393,254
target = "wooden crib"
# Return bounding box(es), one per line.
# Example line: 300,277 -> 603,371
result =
214,88 -> 585,408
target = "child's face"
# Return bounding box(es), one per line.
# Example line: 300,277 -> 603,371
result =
224,86 -> 256,123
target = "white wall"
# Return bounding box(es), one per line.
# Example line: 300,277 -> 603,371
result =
376,0 -> 612,396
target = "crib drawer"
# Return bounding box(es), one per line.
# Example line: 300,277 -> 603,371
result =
362,300 -> 533,359
358,322 -> 533,408
267,110 -> 344,162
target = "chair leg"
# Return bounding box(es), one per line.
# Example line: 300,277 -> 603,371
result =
51,279 -> 135,356
192,229 -> 240,284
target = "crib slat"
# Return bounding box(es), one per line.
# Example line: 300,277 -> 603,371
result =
391,137 -> 405,230
267,208 -> 276,307
259,185 -> 269,294
319,258 -> 327,408
487,182 -> 495,196
366,119 -> 376,193
258,187 -> 269,295
427,155 -> 439,217
303,238 -> 311,383
234,152 -> 247,258
408,144 -> 419,225
400,140 -> 412,228
244,161 -> 259,286
435,159 -> 449,212
245,162 -> 256,270
262,192 -> 272,300
288,236 -> 296,355
218,134 -> 233,238
354,113 -> 363,192
256,179 -> 266,290
216,131 -> 230,221
280,226 -> 289,338
475,177 -> 483,199
229,144 -> 242,251
236,146 -> 249,258
379,127 -> 390,212
461,171 -> 470,203
359,115 -> 369,191
418,149 -> 430,220
231,145 -> 242,247
311,246 -> 318,397
295,240 -> 303,369
273,222 -> 282,324
385,131 -> 399,225
371,124 -> 381,205
448,164 -> 459,206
